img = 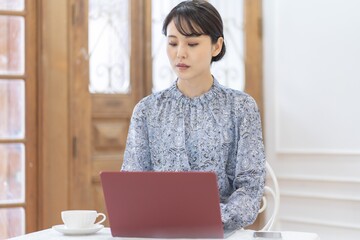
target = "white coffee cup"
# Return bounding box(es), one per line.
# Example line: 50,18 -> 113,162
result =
61,210 -> 106,229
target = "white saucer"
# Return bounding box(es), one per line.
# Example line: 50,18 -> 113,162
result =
52,224 -> 104,235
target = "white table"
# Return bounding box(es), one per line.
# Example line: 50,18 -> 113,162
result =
9,227 -> 320,240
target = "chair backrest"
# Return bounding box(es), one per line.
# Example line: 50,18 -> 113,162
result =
257,161 -> 280,231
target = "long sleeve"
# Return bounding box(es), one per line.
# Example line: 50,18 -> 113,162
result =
220,97 -> 266,230
121,101 -> 152,171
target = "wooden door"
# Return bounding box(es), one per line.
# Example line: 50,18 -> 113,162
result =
69,0 -> 148,224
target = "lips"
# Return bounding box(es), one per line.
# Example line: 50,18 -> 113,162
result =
176,63 -> 190,70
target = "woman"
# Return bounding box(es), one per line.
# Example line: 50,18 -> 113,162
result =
122,0 -> 266,231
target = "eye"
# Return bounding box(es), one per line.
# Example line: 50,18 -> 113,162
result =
188,43 -> 198,47
168,42 -> 177,47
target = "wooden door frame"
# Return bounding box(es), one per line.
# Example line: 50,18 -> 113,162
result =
37,0 -> 71,229
25,0 -> 39,233
244,0 -> 264,118
68,0 -> 93,211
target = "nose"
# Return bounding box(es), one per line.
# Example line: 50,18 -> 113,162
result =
176,44 -> 187,58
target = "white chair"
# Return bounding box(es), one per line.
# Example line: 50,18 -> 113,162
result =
257,161 -> 280,231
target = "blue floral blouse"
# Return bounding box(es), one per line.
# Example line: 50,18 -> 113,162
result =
121,79 -> 266,230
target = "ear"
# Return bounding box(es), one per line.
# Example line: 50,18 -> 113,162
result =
212,37 -> 224,57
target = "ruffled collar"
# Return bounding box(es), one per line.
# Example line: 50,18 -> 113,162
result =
169,78 -> 222,104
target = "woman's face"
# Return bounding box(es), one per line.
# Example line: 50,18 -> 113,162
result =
166,20 -> 223,82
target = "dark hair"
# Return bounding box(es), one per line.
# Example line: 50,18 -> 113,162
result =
162,0 -> 226,62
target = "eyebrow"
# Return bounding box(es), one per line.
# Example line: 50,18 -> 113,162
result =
167,35 -> 199,39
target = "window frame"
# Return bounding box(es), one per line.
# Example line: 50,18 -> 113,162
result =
0,0 -> 38,236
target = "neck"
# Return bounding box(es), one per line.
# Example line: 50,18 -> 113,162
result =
177,75 -> 214,98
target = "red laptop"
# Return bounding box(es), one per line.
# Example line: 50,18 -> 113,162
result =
100,171 -> 228,238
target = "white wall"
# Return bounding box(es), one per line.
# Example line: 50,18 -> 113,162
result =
263,1 -> 360,239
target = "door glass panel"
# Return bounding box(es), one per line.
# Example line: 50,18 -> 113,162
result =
0,80 -> 25,139
0,208 -> 25,239
0,144 -> 25,203
88,0 -> 130,94
151,0 -> 181,92
0,0 -> 24,10
0,0 -> 24,11
151,0 -> 245,92
0,16 -> 24,75
209,0 -> 245,91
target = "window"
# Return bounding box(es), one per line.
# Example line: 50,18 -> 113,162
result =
0,0 -> 37,238
88,0 -> 130,94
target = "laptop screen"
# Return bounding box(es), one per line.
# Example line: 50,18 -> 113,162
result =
100,171 -> 225,238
